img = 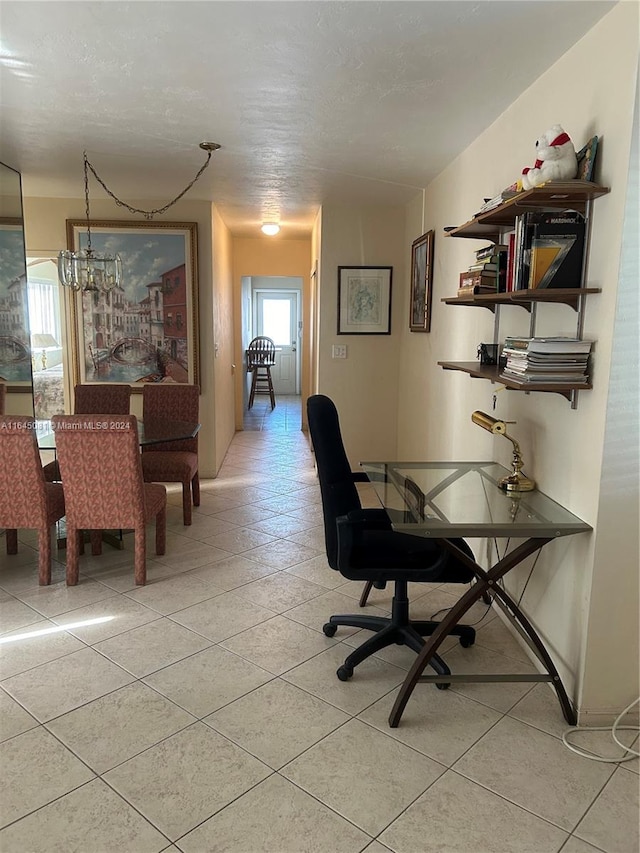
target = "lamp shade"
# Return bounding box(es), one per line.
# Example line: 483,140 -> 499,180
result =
31,333 -> 59,349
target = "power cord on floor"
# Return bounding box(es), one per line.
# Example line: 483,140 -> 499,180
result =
562,697 -> 640,763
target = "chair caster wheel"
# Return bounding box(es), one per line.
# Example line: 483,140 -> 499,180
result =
323,623 -> 338,637
459,629 -> 476,648
436,682 -> 450,690
336,665 -> 353,681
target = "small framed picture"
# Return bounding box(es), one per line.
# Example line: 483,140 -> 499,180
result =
337,266 -> 392,335
409,230 -> 434,332
576,136 -> 599,182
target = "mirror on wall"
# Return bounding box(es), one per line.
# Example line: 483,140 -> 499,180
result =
0,160 -> 33,408
27,257 -> 67,419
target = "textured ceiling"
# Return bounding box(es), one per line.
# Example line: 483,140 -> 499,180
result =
0,1 -> 615,236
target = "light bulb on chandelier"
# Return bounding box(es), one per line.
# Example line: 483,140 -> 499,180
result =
58,142 -> 221,292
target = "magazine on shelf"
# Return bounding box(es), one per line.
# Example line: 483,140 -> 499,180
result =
503,336 -> 593,354
501,370 -> 589,384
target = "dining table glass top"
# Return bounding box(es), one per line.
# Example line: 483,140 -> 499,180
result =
360,461 -> 591,538
36,417 -> 200,449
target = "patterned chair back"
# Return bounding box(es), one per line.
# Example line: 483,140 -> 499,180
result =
0,415 -> 49,528
141,384 -> 199,454
52,414 -> 145,529
74,384 -> 131,414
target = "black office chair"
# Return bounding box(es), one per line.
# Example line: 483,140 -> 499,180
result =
307,394 -> 476,682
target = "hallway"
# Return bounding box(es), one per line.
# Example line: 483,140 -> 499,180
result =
0,414 -> 637,851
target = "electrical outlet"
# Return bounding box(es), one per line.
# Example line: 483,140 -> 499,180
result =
332,345 -> 347,359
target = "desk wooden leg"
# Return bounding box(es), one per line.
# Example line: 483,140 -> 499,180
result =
388,537 -> 553,728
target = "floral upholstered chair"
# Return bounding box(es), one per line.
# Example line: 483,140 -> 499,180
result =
140,384 -> 200,526
0,415 -> 65,585
43,383 -> 131,483
73,383 -> 131,415
52,414 -> 167,586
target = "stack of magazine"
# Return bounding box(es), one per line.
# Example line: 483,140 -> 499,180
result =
501,337 -> 593,384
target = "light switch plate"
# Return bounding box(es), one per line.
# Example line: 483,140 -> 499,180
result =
332,345 -> 347,359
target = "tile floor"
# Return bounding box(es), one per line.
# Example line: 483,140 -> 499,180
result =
0,395 -> 638,852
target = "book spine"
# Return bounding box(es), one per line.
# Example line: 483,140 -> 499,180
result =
459,272 -> 497,288
506,232 -> 516,293
458,284 -> 496,296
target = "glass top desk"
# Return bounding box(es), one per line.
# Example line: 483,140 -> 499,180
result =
360,461 -> 592,728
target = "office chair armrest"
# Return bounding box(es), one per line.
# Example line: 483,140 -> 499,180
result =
351,472 -> 370,483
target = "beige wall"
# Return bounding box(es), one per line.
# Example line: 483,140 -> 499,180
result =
232,237 -> 311,429
210,205 -> 236,472
316,203 -> 412,465
395,3 -> 638,721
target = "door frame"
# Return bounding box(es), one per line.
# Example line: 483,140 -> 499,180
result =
252,285 -> 302,394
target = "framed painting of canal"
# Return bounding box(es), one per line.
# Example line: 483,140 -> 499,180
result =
66,221 -> 200,390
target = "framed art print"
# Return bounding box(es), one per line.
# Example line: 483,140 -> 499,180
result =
337,266 -> 392,335
66,220 -> 199,389
409,230 -> 434,332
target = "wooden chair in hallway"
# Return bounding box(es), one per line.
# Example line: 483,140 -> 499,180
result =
247,336 -> 276,410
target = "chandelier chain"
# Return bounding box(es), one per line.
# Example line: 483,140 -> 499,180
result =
83,153 -> 93,251
84,149 -> 213,221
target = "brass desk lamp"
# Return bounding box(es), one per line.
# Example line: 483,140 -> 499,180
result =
471,410 -> 536,492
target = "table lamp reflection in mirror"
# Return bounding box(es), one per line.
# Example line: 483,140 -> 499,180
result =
31,334 -> 59,371
471,410 -> 536,492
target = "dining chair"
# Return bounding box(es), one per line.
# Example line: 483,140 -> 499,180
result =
52,414 -> 167,586
307,394 -> 476,683
140,383 -> 200,526
73,383 -> 131,414
0,415 -> 65,585
246,336 -> 276,410
43,383 -> 131,482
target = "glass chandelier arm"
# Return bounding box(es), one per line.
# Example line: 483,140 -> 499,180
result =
84,150 -> 214,220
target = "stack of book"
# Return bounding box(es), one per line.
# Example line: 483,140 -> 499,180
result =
501,337 -> 593,384
459,244 -> 508,295
475,184 -> 520,215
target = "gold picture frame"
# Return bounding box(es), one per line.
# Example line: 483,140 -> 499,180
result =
409,230 -> 434,332
66,220 -> 199,390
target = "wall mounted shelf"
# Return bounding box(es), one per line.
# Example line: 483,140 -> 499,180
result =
440,181 -> 609,408
437,361 -> 592,402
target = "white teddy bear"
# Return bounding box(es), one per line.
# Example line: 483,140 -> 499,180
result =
521,125 -> 578,190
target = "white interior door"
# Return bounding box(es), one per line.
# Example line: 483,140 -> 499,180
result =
256,291 -> 299,395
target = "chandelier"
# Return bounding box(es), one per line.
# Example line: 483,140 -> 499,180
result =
58,142 -> 220,292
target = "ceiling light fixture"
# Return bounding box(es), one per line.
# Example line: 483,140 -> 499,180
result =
261,223 -> 280,236
58,142 -> 221,292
